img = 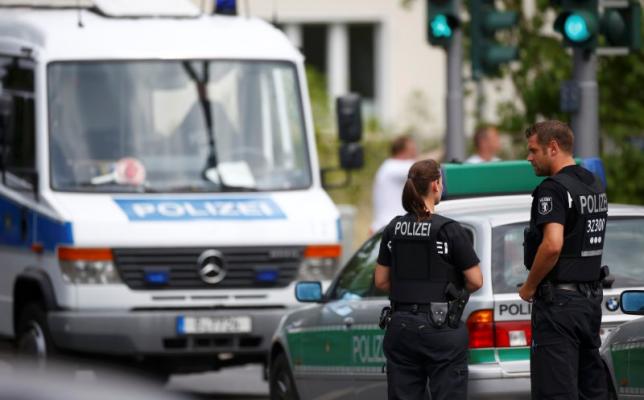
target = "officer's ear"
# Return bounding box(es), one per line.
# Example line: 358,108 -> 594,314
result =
548,139 -> 560,156
431,179 -> 440,194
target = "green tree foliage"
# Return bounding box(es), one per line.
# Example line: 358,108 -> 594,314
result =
494,0 -> 644,204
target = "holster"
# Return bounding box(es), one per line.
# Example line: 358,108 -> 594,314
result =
429,302 -> 448,328
379,306 -> 392,330
537,281 -> 555,304
445,282 -> 470,329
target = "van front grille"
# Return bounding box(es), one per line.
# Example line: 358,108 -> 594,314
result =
113,247 -> 303,290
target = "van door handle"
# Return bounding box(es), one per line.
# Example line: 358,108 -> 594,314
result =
343,317 -> 354,328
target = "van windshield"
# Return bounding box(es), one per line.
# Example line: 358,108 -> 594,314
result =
47,61 -> 311,193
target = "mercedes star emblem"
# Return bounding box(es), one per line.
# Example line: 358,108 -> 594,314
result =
197,249 -> 226,284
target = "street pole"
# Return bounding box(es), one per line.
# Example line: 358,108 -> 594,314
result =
445,4 -> 465,162
571,48 -> 599,158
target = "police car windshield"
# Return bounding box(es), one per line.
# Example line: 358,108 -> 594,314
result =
47,60 -> 311,193
492,217 -> 644,293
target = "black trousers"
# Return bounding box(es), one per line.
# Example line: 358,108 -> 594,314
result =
383,311 -> 468,400
531,288 -> 607,400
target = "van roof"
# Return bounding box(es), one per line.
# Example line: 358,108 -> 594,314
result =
0,9 -> 301,62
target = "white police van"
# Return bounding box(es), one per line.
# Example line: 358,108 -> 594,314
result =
0,0 -> 361,378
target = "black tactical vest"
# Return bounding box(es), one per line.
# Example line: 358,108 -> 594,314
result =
389,214 -> 464,303
525,172 -> 608,282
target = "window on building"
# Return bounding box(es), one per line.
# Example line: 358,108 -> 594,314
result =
301,24 -> 327,76
349,24 -> 375,100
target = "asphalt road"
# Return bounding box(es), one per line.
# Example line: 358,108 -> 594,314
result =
169,365 -> 269,399
0,341 -> 268,400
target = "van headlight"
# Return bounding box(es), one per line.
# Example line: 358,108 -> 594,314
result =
297,245 -> 342,281
58,248 -> 121,284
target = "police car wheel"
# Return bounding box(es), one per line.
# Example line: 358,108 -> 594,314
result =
16,303 -> 56,363
269,353 -> 299,400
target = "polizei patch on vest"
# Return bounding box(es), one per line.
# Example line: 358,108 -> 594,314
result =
538,196 -> 553,215
394,221 -> 431,237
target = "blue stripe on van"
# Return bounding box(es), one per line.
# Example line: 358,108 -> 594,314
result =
0,195 -> 73,252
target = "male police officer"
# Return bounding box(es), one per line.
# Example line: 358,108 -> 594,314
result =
520,121 -> 608,400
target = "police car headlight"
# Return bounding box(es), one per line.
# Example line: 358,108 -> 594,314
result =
297,245 -> 341,281
57,248 -> 121,285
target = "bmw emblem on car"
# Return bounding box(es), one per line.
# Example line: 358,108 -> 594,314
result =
605,297 -> 619,312
198,249 -> 226,284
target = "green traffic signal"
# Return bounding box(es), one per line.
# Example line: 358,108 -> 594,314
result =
431,14 -> 453,38
553,0 -> 641,52
469,0 -> 519,80
426,0 -> 459,47
553,0 -> 599,50
564,13 -> 595,42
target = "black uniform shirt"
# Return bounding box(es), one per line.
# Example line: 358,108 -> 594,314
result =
533,165 -> 597,234
376,214 -> 480,272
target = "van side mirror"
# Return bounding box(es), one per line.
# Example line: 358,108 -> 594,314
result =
321,94 -> 364,189
336,94 -> 362,143
339,143 -> 364,170
620,290 -> 644,315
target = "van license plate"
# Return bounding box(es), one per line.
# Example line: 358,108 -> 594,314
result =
177,316 -> 252,335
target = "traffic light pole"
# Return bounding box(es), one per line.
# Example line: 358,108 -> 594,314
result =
571,49 -> 599,157
445,9 -> 465,162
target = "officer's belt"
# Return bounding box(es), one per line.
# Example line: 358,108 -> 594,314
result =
392,303 -> 435,313
553,282 -> 598,290
540,282 -> 599,298
553,283 -> 579,292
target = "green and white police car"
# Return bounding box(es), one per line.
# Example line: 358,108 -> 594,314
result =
268,160 -> 644,400
601,290 -> 644,399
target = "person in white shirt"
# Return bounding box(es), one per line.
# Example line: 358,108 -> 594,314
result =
465,125 -> 501,163
371,135 -> 418,233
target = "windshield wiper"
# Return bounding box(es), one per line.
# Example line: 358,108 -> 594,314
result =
182,61 -> 218,172
71,181 -> 151,193
162,184 -> 259,193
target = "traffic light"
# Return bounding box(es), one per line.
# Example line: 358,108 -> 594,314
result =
601,0 -> 641,51
427,0 -> 460,47
469,0 -> 520,80
553,0 -> 599,50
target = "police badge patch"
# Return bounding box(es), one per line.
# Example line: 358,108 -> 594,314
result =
538,197 -> 553,215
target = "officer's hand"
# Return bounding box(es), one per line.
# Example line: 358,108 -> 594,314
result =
519,283 -> 536,303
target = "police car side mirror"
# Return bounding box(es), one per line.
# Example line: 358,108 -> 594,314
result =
295,281 -> 323,303
620,290 -> 644,316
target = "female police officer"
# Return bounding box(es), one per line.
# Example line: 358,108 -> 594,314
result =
374,159 -> 483,400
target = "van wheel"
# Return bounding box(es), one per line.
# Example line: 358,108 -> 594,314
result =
16,303 -> 57,364
270,352 -> 299,400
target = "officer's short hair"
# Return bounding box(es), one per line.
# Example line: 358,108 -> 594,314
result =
402,159 -> 441,221
391,135 -> 413,157
524,120 -> 574,153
